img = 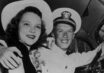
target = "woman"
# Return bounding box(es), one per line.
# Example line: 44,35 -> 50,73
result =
0,0 -> 53,73
94,21 -> 104,73
94,21 -> 104,61
95,23 -> 104,44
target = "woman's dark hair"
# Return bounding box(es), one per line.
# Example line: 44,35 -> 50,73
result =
5,6 -> 47,50
95,19 -> 104,44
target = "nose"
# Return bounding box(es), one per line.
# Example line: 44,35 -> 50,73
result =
29,27 -> 35,33
63,32 -> 68,38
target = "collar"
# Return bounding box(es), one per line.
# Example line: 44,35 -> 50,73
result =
51,42 -> 66,55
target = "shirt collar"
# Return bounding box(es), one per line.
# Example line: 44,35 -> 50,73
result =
51,42 -> 66,55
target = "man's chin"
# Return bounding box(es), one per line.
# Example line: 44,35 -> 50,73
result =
60,46 -> 69,51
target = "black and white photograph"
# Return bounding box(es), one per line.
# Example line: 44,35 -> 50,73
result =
0,0 -> 104,73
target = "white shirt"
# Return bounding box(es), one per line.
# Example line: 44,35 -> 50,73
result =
36,41 -> 102,73
0,39 -> 103,73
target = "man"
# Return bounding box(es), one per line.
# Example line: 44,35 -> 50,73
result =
40,7 -> 104,73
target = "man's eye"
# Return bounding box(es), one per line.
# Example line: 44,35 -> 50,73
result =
68,30 -> 73,33
36,26 -> 41,29
58,30 -> 62,33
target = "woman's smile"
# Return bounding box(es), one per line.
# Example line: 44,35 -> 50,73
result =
26,35 -> 36,39
19,12 -> 41,46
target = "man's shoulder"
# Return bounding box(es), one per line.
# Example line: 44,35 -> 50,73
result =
38,47 -> 51,55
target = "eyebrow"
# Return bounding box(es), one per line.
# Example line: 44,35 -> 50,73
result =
20,20 -> 31,23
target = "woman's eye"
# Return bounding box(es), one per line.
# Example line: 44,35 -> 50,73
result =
24,23 -> 29,26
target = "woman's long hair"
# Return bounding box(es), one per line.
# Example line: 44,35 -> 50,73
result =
5,6 -> 47,50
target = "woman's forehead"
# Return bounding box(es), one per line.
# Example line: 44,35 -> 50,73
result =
22,12 -> 41,19
20,12 -> 41,24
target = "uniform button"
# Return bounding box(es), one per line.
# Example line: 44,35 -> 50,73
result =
65,66 -> 68,69
47,69 -> 48,72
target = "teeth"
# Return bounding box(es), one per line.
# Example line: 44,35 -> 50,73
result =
27,35 -> 35,39
61,40 -> 68,43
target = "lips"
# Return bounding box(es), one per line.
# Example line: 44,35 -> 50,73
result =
26,35 -> 36,39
